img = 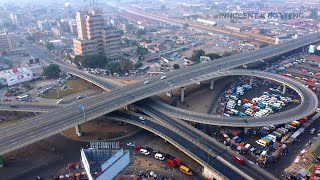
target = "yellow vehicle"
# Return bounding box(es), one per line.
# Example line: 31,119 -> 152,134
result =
292,99 -> 300,103
180,165 -> 193,175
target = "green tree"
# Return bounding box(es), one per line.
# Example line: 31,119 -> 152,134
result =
206,53 -> 222,60
45,42 -> 55,51
136,46 -> 148,56
134,62 -> 143,69
173,64 -> 180,69
191,49 -> 205,63
120,59 -> 133,70
105,62 -> 121,74
42,64 -> 61,79
222,50 -> 237,57
81,54 -> 108,68
259,42 -> 269,48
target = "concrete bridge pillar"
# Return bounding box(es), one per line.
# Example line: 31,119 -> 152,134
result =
181,87 -> 185,103
282,84 -> 286,95
210,80 -> 215,90
75,125 -> 82,136
244,127 -> 250,135
249,77 -> 253,86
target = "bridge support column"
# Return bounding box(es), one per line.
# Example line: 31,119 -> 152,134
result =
181,87 -> 185,103
244,127 -> 250,135
210,80 -> 214,90
249,77 -> 253,86
75,125 -> 82,136
282,84 -> 286,95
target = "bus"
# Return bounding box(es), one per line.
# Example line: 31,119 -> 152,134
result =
17,94 -> 30,101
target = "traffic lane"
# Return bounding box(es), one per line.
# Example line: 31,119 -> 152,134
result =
0,68 -> 313,148
0,67 -> 312,140
1,35 -> 318,152
151,70 -> 317,127
112,112 -> 245,180
142,105 -> 271,180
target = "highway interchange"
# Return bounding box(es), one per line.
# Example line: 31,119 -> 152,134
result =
0,33 -> 320,179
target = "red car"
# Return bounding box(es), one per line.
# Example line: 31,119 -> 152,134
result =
134,146 -> 142,151
232,155 -> 245,165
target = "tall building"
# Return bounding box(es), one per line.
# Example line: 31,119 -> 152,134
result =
73,10 -> 121,59
38,20 -> 52,31
0,31 -> 16,51
69,19 -> 78,35
10,13 -> 24,26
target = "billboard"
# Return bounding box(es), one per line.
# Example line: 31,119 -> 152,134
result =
7,69 -> 33,86
309,45 -> 316,54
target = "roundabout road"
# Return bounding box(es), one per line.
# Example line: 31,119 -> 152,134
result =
146,70 -> 318,127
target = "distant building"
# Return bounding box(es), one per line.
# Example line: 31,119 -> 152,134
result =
0,31 -> 16,51
38,20 -> 52,31
10,13 -> 24,26
0,67 -> 33,86
81,146 -> 130,180
69,19 -> 78,35
58,19 -> 71,34
51,26 -> 61,38
73,10 -> 122,59
49,40 -> 63,46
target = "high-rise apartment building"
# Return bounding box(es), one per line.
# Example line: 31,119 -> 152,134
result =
0,31 -> 16,51
10,13 -> 24,26
73,10 -> 121,59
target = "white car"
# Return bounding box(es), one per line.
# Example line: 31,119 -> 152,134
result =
160,76 -> 166,80
155,153 -> 165,161
139,116 -> 145,120
144,80 -> 149,84
140,149 -> 150,155
127,142 -> 135,147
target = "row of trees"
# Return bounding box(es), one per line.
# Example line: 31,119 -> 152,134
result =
78,54 -> 137,75
191,50 -> 222,63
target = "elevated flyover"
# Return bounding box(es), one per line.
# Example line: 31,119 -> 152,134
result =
135,105 -> 277,180
0,34 -> 318,154
146,70 -> 318,127
0,69 -> 317,127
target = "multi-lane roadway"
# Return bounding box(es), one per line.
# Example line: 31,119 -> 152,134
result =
0,33 -> 319,156
0,33 -> 319,179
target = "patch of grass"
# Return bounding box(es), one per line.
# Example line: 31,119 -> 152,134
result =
45,79 -> 95,99
97,132 -> 126,140
116,79 -> 136,84
0,117 -> 23,127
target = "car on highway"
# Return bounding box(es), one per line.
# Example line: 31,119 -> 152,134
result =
9,105 -> 17,108
155,153 -> 165,161
76,96 -> 84,100
139,148 -> 150,155
144,80 -> 150,84
56,99 -> 64,104
160,76 -> 167,80
232,155 -> 245,165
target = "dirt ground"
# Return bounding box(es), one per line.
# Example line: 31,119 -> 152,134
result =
62,117 -> 139,141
